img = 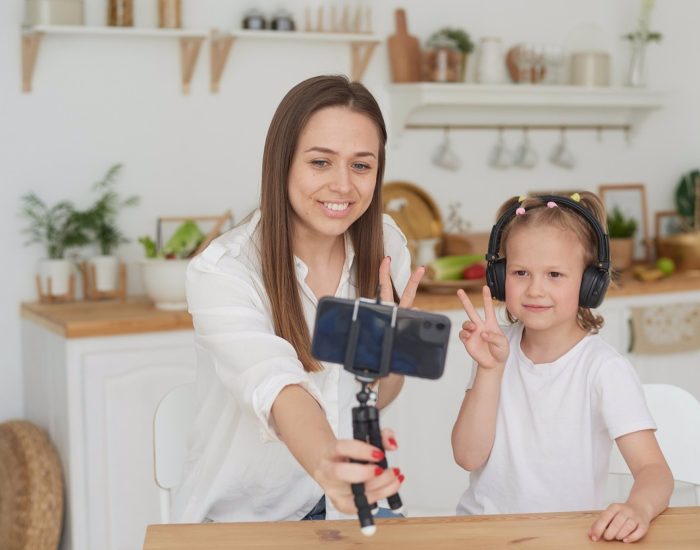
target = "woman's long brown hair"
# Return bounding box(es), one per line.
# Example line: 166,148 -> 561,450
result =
259,75 -> 387,372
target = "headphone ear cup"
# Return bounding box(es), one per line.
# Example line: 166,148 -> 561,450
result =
486,259 -> 507,301
579,266 -> 610,309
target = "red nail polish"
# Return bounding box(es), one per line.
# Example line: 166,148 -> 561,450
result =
374,466 -> 383,476
398,474 -> 405,483
388,437 -> 397,448
372,450 -> 384,460
392,467 -> 400,476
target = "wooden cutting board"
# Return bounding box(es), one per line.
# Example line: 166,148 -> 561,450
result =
387,9 -> 421,82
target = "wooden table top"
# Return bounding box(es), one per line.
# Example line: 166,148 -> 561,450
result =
20,271 -> 700,338
143,507 -> 700,550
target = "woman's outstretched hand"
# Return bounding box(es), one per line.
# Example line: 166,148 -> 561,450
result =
315,428 -> 404,514
457,285 -> 509,370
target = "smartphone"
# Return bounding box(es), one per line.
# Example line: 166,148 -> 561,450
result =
311,296 -> 450,380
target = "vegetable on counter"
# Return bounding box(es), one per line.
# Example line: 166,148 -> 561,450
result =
426,253 -> 484,281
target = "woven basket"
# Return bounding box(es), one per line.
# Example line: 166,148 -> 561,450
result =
0,420 -> 64,550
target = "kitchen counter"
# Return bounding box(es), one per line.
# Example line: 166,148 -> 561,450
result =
412,270 -> 700,311
20,271 -> 700,338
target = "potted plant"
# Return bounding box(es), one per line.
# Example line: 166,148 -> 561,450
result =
607,206 -> 638,271
657,170 -> 700,271
20,193 -> 91,298
139,220 -> 206,310
79,164 -> 139,293
427,27 -> 474,82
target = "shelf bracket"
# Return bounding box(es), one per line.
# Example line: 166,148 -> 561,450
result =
21,30 -> 43,93
180,36 -> 204,94
209,31 -> 235,93
350,41 -> 378,81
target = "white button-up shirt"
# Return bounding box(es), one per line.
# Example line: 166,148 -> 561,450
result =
171,210 -> 411,523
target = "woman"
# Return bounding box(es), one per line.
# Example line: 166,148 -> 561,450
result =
172,75 -> 424,523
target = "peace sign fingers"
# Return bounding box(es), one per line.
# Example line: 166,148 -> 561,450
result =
457,289 -> 484,328
481,285 -> 498,327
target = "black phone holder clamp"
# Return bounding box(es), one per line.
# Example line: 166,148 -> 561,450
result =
343,293 -> 402,536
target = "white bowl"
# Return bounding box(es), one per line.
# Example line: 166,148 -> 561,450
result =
140,259 -> 189,310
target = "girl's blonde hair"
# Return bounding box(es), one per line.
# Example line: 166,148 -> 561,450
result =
495,191 -> 607,333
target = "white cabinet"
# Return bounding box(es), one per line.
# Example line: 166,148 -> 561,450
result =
22,320 -> 196,550
596,290 -> 700,400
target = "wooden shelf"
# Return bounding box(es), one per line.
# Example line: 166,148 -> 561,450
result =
21,25 -> 207,93
209,29 -> 380,93
388,83 -> 666,138
21,25 -> 380,94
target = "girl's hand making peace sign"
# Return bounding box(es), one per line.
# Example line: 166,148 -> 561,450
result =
457,286 -> 509,370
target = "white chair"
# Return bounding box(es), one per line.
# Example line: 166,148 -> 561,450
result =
153,382 -> 198,523
609,383 -> 700,504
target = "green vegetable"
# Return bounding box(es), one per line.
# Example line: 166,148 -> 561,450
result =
426,254 -> 483,281
139,236 -> 158,258
162,220 -> 205,259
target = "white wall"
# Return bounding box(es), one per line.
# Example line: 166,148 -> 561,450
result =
2,0 -> 699,421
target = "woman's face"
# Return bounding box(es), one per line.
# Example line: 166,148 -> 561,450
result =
287,106 -> 380,242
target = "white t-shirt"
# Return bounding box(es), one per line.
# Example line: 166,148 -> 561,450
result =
457,322 -> 655,515
171,210 -> 411,523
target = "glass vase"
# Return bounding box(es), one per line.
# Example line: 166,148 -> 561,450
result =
626,38 -> 648,87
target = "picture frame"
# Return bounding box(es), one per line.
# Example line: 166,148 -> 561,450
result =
654,210 -> 683,239
598,183 -> 651,262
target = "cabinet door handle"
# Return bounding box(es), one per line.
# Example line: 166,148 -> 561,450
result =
627,317 -> 635,353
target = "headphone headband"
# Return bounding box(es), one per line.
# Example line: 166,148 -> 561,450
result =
486,195 -> 610,271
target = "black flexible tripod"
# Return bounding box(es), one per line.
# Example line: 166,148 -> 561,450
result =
343,294 -> 403,535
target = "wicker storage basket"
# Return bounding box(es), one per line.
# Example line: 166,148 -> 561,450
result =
656,232 -> 700,271
0,420 -> 64,550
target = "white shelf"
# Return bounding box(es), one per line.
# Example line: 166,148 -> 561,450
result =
388,83 -> 667,137
26,24 -> 208,38
20,25 -> 381,94
21,25 -> 207,93
209,29 -> 380,92
228,29 -> 381,43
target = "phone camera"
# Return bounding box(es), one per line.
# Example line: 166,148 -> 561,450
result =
436,322 -> 446,330
423,320 -> 432,329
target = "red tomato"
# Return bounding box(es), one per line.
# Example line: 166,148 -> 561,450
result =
463,264 -> 486,280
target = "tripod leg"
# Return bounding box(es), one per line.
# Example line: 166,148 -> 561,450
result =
366,406 -> 403,513
352,406 -> 376,535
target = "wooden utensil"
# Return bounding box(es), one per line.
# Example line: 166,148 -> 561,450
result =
387,9 -> 421,82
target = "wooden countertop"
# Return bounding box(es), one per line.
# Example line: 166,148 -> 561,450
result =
20,271 -> 700,338
20,297 -> 193,338
413,270 -> 700,312
143,507 -> 700,550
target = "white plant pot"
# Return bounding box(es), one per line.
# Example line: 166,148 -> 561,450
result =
140,259 -> 189,310
91,255 -> 119,292
39,258 -> 72,296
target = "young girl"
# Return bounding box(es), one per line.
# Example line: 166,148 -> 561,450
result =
452,192 -> 673,543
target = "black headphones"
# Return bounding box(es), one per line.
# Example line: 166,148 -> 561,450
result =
485,195 -> 611,309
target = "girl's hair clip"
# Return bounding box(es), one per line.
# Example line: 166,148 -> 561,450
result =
546,201 -> 558,208
518,195 -> 527,203
570,192 -> 581,203
515,207 -> 526,216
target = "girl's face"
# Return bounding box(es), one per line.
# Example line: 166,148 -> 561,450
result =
287,106 -> 380,243
504,224 -> 586,335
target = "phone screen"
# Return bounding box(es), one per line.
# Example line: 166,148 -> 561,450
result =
312,298 -> 450,380
314,300 -> 392,374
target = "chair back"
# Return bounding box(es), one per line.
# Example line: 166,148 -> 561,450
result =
609,383 -> 700,503
153,382 -> 198,522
